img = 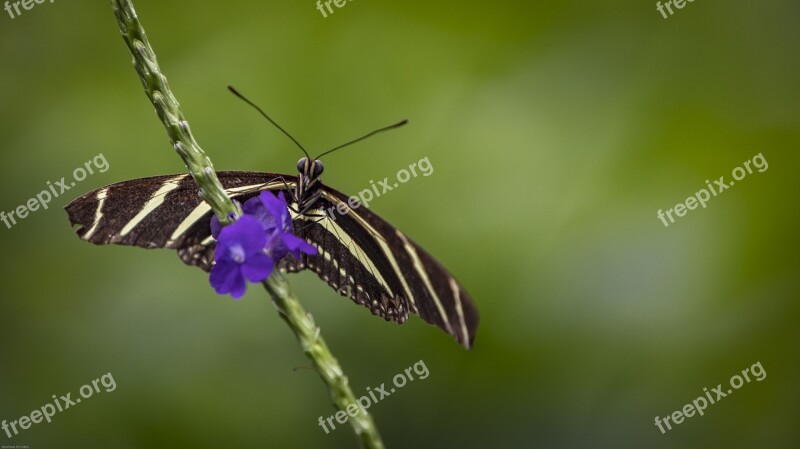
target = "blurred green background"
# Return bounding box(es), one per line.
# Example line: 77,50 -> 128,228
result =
1,0 -> 798,447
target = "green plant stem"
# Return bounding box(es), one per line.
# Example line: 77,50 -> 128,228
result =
264,274 -> 385,449
111,1 -> 385,448
112,0 -> 240,223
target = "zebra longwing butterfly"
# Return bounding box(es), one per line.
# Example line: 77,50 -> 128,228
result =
65,89 -> 479,348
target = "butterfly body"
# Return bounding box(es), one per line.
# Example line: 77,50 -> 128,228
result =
66,160 -> 479,348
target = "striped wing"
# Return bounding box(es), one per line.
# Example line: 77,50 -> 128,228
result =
286,186 -> 479,349
65,171 -> 294,269
66,172 -> 478,348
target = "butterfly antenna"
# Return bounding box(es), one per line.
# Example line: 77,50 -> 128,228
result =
227,86 -> 311,160
315,119 -> 408,160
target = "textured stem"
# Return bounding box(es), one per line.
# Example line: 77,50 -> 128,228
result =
264,274 -> 385,449
112,0 -> 240,222
111,1 -> 385,447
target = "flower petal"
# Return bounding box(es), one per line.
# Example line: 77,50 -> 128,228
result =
281,232 -> 318,260
228,276 -> 247,299
241,253 -> 274,282
210,259 -> 247,298
266,230 -> 289,260
210,215 -> 223,240
243,195 -> 278,231
260,191 -> 292,232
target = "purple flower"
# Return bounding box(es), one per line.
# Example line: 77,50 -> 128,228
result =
209,191 -> 316,299
209,215 -> 274,299
243,192 -> 279,232
257,191 -> 318,261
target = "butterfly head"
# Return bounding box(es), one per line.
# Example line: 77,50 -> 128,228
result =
295,157 -> 325,213
297,157 -> 324,181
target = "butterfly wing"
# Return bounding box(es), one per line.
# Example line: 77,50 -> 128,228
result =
288,183 -> 479,348
65,171 -> 297,269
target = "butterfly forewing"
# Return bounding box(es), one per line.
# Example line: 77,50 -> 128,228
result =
67,172 -> 293,247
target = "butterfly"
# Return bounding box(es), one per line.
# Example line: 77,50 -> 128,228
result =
66,87 -> 479,348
